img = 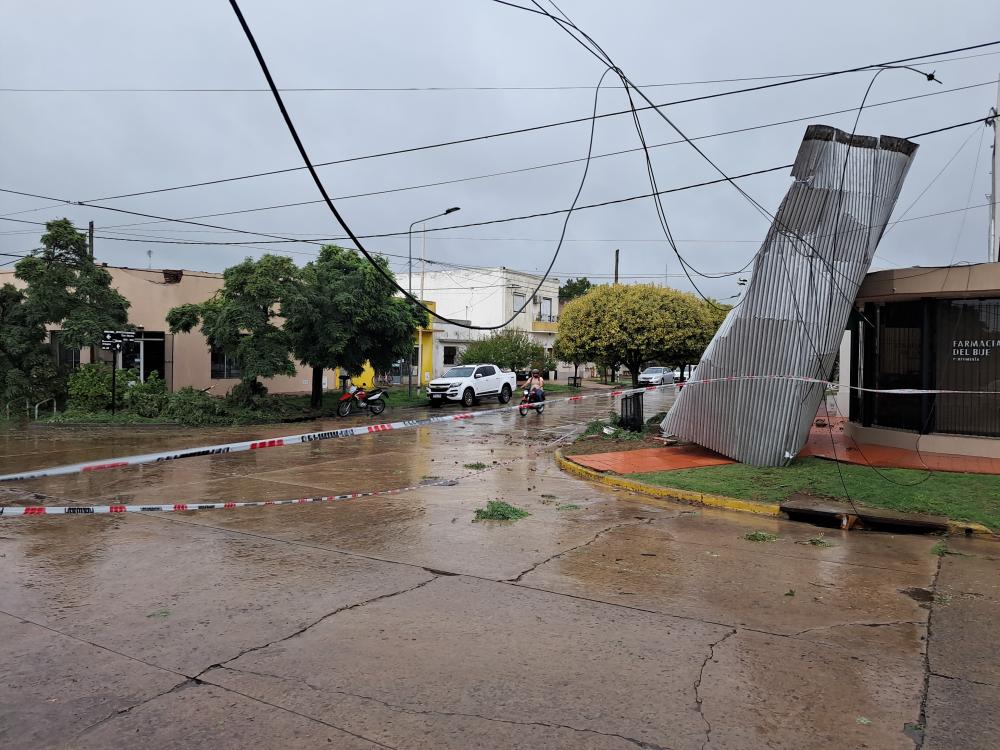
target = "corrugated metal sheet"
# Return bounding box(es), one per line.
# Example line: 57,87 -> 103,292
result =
662,124 -> 918,467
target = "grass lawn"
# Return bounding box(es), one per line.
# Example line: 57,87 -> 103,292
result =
630,457 -> 1000,530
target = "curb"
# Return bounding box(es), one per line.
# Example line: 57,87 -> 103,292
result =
554,448 -> 781,518
555,449 -> 998,537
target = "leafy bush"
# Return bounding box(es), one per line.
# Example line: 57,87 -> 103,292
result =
123,371 -> 169,417
67,364 -> 139,412
459,330 -> 544,372
227,378 -> 268,407
163,387 -> 228,426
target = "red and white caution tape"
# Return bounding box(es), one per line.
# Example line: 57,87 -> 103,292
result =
0,457 -> 527,518
3,374 -> 988,486
0,384 -> 669,484
0,478 -> 451,517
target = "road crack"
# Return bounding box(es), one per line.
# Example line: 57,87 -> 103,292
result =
69,677 -> 197,740
913,554 -> 944,749
506,518 -> 652,583
693,628 -> 737,750
194,575 -> 439,680
211,665 -> 673,750
792,620 -> 925,638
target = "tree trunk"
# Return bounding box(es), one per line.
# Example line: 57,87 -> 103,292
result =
630,358 -> 641,388
310,365 -> 324,409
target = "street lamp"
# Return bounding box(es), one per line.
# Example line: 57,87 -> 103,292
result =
407,207 -> 460,396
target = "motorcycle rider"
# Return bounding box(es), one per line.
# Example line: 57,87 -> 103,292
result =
527,368 -> 545,403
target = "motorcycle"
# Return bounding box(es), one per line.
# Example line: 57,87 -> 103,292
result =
517,387 -> 545,417
337,385 -> 386,417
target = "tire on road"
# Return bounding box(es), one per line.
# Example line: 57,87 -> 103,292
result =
499,384 -> 512,404
336,399 -> 352,417
462,388 -> 476,407
370,400 -> 386,416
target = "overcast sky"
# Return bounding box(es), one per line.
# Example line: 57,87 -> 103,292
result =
2,0 -> 998,302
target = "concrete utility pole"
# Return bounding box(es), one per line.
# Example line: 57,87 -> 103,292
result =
88,221 -> 94,258
614,248 -> 619,284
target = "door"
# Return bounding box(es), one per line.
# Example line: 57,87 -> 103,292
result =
120,334 -> 166,382
474,365 -> 497,395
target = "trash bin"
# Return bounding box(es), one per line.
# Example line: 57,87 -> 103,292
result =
620,392 -> 644,432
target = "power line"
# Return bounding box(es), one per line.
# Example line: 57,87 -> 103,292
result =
88,80 -> 999,234
0,115 -> 991,277
78,40 -> 1000,203
4,49 -> 998,93
223,0 -> 613,331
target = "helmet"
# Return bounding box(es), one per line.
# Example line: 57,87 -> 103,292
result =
531,368 -> 540,375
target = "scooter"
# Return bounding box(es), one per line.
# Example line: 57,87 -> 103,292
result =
337,385 -> 386,417
518,387 -> 544,417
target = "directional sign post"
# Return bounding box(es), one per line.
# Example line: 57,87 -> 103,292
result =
101,330 -> 135,414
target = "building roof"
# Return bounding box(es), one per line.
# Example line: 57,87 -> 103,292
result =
857,262 -> 1000,303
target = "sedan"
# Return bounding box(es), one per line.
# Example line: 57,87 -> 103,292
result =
638,367 -> 674,386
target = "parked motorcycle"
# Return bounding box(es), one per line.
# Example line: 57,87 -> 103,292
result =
337,386 -> 386,417
517,387 -> 544,417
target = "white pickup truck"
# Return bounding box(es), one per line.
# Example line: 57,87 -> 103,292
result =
426,364 -> 517,407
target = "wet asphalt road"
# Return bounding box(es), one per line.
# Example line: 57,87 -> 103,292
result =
1,390 -> 998,749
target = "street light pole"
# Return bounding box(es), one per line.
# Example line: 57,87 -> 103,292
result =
407,207 -> 460,396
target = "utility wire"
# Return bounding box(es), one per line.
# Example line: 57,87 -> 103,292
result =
225,0 -> 616,331
78,40 -> 1000,203
81,79 -> 998,234
4,48 -> 997,93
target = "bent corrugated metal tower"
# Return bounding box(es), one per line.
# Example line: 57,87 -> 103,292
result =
662,124 -> 918,466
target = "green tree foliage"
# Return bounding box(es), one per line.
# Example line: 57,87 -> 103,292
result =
15,219 -> 130,350
283,246 -> 427,407
66,363 -> 143,412
556,285 -> 719,386
558,277 -> 593,303
0,283 -> 60,407
459,329 -> 544,372
167,254 -> 301,402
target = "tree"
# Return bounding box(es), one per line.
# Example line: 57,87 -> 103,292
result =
15,219 -> 130,351
459,330 -> 544,373
283,246 -> 427,408
556,284 -> 715,387
559,277 -> 593,303
0,283 -> 60,408
167,255 -> 301,403
670,299 -> 732,377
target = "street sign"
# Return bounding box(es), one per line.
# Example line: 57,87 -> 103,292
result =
100,330 -> 136,350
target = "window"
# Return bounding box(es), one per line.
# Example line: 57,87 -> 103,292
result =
540,297 -> 553,322
52,332 -> 80,370
210,346 -> 241,379
443,346 -> 457,365
476,366 -> 496,377
513,292 -> 526,314
443,366 -> 475,378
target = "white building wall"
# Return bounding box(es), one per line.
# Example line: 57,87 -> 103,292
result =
419,268 -> 560,355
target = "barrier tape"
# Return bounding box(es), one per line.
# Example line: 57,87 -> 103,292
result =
0,384 -> 671,484
2,374 -> 993,485
0,478 -> 458,518
0,457 -> 525,518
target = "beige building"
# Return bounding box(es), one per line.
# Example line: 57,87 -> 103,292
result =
0,264 -> 338,395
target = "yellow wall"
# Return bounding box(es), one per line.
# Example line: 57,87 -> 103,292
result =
340,301 -> 437,390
